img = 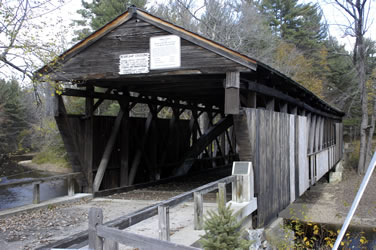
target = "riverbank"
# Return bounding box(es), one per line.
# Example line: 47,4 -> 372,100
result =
18,160 -> 72,174
280,163 -> 376,229
0,157 -> 29,178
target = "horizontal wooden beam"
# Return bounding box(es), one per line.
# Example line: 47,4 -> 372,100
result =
243,80 -> 342,120
97,225 -> 198,250
62,89 -> 220,113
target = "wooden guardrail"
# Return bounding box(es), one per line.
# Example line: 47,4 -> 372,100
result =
88,175 -> 237,249
0,172 -> 82,204
37,171 -> 256,249
89,207 -> 199,250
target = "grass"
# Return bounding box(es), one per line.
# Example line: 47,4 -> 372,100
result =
32,146 -> 70,169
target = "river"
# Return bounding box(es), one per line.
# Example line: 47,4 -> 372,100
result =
0,170 -> 68,211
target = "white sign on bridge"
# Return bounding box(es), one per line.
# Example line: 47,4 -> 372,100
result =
119,53 -> 150,75
150,35 -> 181,70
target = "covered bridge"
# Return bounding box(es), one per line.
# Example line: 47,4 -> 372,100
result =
36,7 -> 344,227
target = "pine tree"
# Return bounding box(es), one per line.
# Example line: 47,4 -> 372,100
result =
0,79 -> 29,154
72,0 -> 148,41
259,0 -> 327,53
200,200 -> 250,250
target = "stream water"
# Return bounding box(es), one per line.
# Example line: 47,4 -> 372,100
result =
0,170 -> 67,211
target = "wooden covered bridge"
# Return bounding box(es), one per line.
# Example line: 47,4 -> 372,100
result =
36,7 -> 344,227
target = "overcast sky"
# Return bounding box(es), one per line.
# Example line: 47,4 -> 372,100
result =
56,0 -> 375,52
1,0 -> 375,82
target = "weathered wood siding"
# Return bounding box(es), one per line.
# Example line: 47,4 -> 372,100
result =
235,109 -> 292,226
51,19 -> 249,81
235,108 -> 343,227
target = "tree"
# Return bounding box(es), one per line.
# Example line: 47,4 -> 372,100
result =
0,79 -> 32,154
0,0 -> 70,104
73,0 -> 148,41
200,202 -> 250,250
333,0 -> 373,173
258,0 -> 327,53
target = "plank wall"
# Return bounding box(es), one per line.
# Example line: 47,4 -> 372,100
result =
235,108 -> 343,227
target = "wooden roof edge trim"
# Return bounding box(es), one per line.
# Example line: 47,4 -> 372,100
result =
135,9 -> 257,71
34,11 -> 132,78
256,62 -> 345,117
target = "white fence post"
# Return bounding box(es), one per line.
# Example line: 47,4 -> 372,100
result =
158,205 -> 170,241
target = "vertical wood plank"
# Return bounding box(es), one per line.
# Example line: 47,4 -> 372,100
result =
289,114 -> 296,203
298,116 -> 309,195
225,72 -> 240,114
85,86 -> 94,193
89,207 -> 103,250
306,113 -> 311,153
158,205 -> 170,241
120,98 -> 130,187
257,109 -> 266,226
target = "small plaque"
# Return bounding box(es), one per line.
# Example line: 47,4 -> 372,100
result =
119,53 -> 149,75
150,35 -> 181,70
232,162 -> 250,175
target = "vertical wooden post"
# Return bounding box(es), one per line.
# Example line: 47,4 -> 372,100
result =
67,176 -> 75,196
280,102 -> 288,113
104,238 -> 118,250
89,207 -> 103,250
247,92 -> 257,108
225,72 -> 240,114
266,98 -> 275,111
194,192 -> 203,230
158,205 -> 170,241
290,106 -> 298,115
33,183 -> 40,204
85,86 -> 94,193
119,97 -> 130,187
218,183 -> 227,208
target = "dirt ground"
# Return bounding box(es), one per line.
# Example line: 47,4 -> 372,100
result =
0,172 -> 228,249
282,164 -> 376,228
